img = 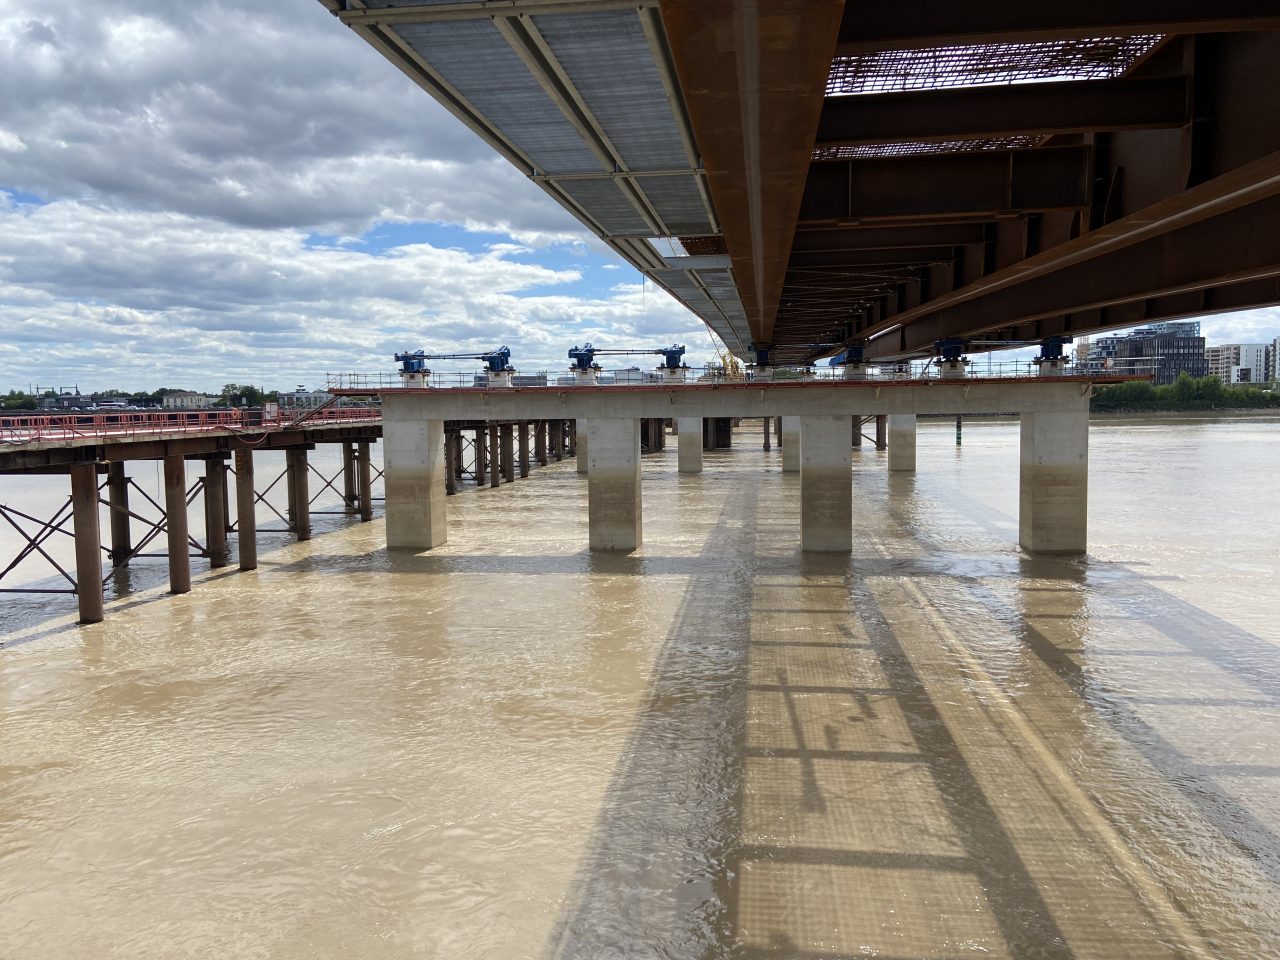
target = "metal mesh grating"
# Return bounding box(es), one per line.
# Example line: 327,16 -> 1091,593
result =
827,36 -> 1164,96
678,236 -> 727,256
813,136 -> 1041,161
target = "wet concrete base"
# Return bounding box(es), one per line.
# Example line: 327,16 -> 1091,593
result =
1,423 -> 1277,959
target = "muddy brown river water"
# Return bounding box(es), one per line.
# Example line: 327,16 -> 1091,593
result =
1,416 -> 1278,958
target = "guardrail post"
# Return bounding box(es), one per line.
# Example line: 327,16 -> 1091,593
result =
70,462 -> 104,623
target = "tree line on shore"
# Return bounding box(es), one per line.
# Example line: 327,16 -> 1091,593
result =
1091,373 -> 1280,411
2,383 -> 277,411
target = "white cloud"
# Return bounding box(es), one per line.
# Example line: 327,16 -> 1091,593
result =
0,198 -> 715,391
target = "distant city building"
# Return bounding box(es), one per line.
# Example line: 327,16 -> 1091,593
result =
277,389 -> 332,409
1206,343 -> 1268,384
1270,337 -> 1280,383
1110,331 -> 1208,385
162,391 -> 216,410
40,391 -> 91,411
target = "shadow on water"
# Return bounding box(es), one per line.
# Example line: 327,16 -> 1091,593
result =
881,471 -> 1280,887
540,483 -> 761,959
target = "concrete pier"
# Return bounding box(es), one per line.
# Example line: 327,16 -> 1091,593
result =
888,414 -> 917,472
164,455 -> 191,595
488,424 -> 500,488
501,424 -> 515,483
383,397 -> 446,550
800,416 -> 853,552
576,420 -> 589,474
1020,410 -> 1089,554
762,417 -> 771,451
851,416 -> 863,448
535,421 -> 548,466
106,462 -> 131,565
234,448 -> 257,571
204,457 -> 229,569
342,443 -> 357,513
518,422 -> 531,478
357,441 -> 373,521
677,417 -> 703,473
586,418 -> 641,552
875,414 -> 887,450
287,449 -> 312,540
781,416 -> 801,472
70,462 -> 104,623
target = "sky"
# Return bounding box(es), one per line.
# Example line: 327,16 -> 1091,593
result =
1,1 -> 1278,395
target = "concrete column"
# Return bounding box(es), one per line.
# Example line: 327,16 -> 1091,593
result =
875,415 -> 887,450
204,457 -> 229,568
763,417 -> 771,451
475,427 -> 487,481
164,455 -> 191,595
851,417 -> 863,448
586,418 -> 641,552
501,424 -> 515,483
781,416 -> 801,472
444,432 -> 458,496
1020,410 -> 1089,555
568,420 -> 577,456
287,449 -> 312,540
553,420 -> 564,461
70,463 -> 104,624
342,443 -> 357,513
800,416 -> 853,553
677,417 -> 703,473
234,448 -> 257,571
888,414 -> 916,472
518,422 -> 530,478
486,424 -> 499,488
535,421 -> 548,466
576,420 -> 589,474
357,441 -> 373,521
383,395 -> 446,550
106,461 -> 131,565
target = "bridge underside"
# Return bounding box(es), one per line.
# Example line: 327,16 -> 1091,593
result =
322,1 -> 1280,362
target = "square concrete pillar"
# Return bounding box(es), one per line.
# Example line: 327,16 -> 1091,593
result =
781,416 -> 801,472
888,414 -> 917,472
586,418 -> 641,552
677,417 -> 703,473
382,395 -> 446,550
576,419 -> 589,474
1020,410 -> 1088,555
800,416 -> 853,552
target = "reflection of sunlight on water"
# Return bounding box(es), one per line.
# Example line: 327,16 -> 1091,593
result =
1,417 -> 1278,959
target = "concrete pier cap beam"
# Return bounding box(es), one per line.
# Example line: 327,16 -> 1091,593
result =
382,395 -> 446,550
800,416 -> 853,553
677,417 -> 703,473
888,414 -> 917,473
586,418 -> 641,552
782,416 -> 801,472
1020,409 -> 1089,555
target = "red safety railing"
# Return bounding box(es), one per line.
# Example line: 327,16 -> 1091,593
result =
0,406 -> 381,446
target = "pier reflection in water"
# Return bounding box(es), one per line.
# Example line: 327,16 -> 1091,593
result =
1,417 -> 1277,958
